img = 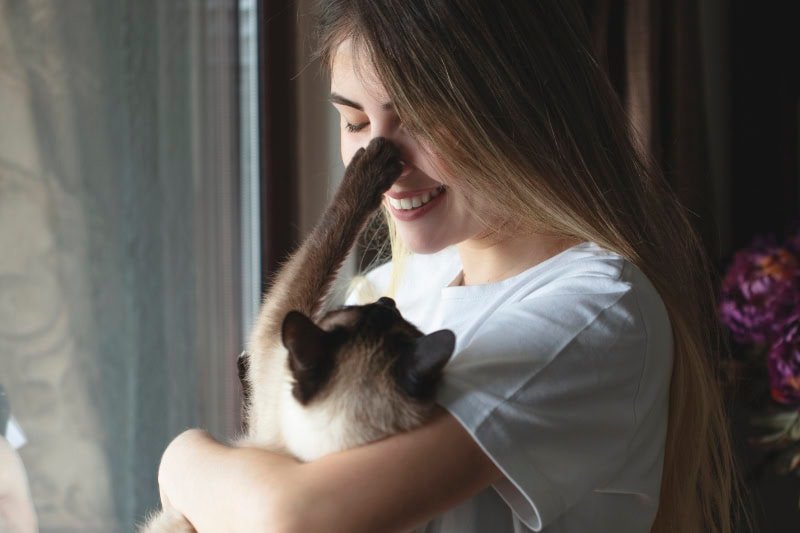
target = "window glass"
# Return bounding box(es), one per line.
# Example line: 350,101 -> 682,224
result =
0,1 -> 242,529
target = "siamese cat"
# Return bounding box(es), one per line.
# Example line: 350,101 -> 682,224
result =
139,138 -> 456,532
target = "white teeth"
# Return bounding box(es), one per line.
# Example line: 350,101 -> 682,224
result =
386,187 -> 444,211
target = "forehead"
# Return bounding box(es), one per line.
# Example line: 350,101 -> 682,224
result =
330,39 -> 389,105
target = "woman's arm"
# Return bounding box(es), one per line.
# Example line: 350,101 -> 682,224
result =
160,408 -> 502,533
158,429 -> 300,532
285,408 -> 502,532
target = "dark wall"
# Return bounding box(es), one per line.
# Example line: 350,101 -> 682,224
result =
728,2 -> 799,256
728,2 -> 799,532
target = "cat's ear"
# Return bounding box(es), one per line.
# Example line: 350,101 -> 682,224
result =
282,311 -> 336,404
396,330 -> 456,400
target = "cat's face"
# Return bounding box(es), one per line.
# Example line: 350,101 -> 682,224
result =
280,297 -> 455,450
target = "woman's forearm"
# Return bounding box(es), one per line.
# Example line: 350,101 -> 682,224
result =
159,429 -> 301,532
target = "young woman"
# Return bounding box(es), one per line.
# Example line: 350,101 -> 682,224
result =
157,1 -> 744,531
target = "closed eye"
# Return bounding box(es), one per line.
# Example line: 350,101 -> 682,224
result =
345,121 -> 369,133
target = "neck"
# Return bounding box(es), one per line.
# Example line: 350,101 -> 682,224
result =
455,232 -> 582,286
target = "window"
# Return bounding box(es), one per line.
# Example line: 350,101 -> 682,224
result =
0,1 -> 247,528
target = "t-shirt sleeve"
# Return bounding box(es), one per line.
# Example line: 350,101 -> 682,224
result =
436,278 -> 650,531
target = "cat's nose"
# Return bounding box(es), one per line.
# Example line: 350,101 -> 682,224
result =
377,297 -> 396,308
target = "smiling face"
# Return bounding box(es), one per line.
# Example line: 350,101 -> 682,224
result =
330,39 -> 488,254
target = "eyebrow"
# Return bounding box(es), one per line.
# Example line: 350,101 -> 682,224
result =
329,92 -> 394,111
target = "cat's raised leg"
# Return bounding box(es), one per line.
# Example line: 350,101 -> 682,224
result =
248,137 -> 403,339
243,138 -> 403,436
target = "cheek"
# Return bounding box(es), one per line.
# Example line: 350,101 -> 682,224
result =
413,140 -> 455,183
416,154 -> 456,188
341,136 -> 363,167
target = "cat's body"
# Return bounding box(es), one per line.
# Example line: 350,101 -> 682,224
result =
139,139 -> 455,532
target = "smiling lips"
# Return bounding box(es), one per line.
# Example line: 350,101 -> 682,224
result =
385,186 -> 445,210
384,186 -> 447,221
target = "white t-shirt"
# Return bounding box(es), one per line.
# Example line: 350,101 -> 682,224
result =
348,241 -> 672,532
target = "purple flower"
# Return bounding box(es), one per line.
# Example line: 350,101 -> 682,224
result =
768,313 -> 800,405
719,239 -> 800,344
787,228 -> 800,255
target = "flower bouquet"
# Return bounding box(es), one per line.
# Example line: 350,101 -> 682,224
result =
719,228 -> 800,490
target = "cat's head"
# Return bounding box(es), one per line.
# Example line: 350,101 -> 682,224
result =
280,297 -> 455,454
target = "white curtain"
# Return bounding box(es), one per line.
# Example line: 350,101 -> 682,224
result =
0,1 -> 242,530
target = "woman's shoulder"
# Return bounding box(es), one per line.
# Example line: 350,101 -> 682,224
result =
435,241 -> 635,306
549,243 -> 672,347
441,241 -> 672,369
506,242 -> 669,329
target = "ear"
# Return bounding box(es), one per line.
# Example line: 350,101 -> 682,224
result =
281,311 -> 336,404
396,329 -> 456,400
282,311 -> 327,371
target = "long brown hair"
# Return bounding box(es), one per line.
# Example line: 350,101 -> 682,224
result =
314,1 -> 748,531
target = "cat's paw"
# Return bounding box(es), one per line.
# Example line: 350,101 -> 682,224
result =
342,137 -> 404,206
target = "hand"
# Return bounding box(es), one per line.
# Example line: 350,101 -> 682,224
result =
158,429 -> 211,516
156,428 -> 301,532
339,137 -> 404,209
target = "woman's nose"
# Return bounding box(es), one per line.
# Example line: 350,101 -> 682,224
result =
397,158 -> 412,177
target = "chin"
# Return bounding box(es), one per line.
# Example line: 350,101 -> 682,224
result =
395,227 -> 451,255
405,242 -> 448,255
